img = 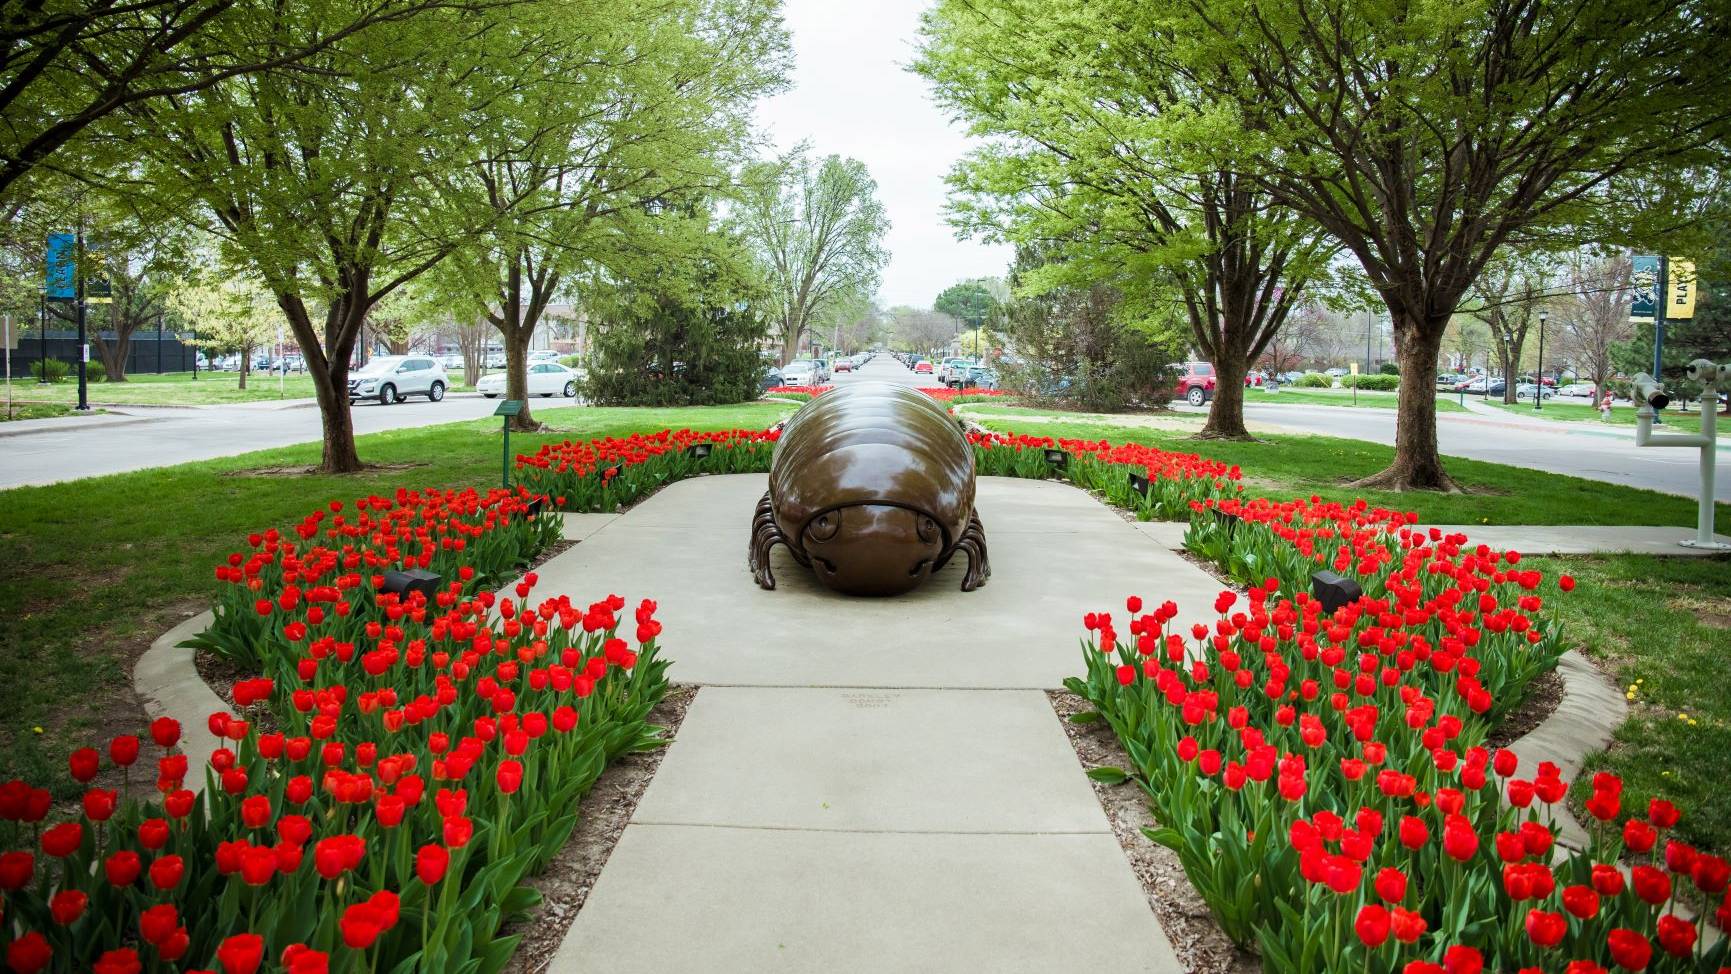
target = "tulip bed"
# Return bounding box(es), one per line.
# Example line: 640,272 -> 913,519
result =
510,427 -> 1243,525
970,431 -> 1242,520
0,487 -> 671,972
1072,506 -> 1731,970
186,486 -> 563,673
513,428 -> 781,513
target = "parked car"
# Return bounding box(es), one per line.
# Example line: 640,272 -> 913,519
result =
913,359 -> 934,375
780,359 -> 821,385
348,354 -> 448,404
1325,367 -> 1349,378
476,362 -> 581,399
759,365 -> 783,393
833,358 -> 854,373
1556,382 -> 1597,398
1436,372 -> 1465,390
810,359 -> 832,382
1174,362 -> 1217,406
1514,382 -> 1556,401
949,365 -> 999,390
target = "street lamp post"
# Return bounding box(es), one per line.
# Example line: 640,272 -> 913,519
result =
1534,309 -> 1547,412
36,288 -> 47,383
1365,309 -> 1373,374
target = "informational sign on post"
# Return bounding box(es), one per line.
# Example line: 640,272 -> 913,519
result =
82,343 -> 90,363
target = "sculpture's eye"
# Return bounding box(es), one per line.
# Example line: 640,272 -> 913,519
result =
809,511 -> 841,542
917,515 -> 939,544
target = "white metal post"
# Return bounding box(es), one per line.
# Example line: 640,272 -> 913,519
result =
1632,363 -> 1729,550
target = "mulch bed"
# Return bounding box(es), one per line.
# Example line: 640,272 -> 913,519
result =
1048,690 -> 1260,974
1486,662 -> 1566,750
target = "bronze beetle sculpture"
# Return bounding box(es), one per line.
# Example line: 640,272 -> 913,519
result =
750,382 -> 990,596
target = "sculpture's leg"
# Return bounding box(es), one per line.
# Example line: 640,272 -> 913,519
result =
749,490 -> 786,590
956,511 -> 991,592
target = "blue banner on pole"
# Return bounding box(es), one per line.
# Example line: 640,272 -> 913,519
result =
45,233 -> 75,300
1630,255 -> 1659,322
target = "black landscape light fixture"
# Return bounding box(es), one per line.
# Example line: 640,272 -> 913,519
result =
1211,508 -> 1240,534
382,568 -> 441,600
1310,570 -> 1363,613
1127,471 -> 1150,495
495,399 -> 523,488
685,442 -> 714,460
1043,448 -> 1069,468
524,497 -> 545,518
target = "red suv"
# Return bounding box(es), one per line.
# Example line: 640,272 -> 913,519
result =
1175,362 -> 1217,406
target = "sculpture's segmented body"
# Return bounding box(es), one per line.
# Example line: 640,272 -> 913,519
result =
749,382 -> 990,596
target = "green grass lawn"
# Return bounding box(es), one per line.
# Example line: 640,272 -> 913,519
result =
1247,386 -> 1469,412
1534,554 -> 1731,857
1487,398 -> 1729,436
4,371 -> 485,406
963,404 -> 1731,533
0,401 -> 792,791
0,402 -> 98,421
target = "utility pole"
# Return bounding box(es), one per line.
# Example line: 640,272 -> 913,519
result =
1652,256 -> 1667,426
1364,309 -> 1373,374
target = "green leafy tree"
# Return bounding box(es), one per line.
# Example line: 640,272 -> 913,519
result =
737,150 -> 890,365
916,0 -> 1337,439
433,0 -> 788,429
167,268 -> 278,389
932,280 -> 997,331
122,3 -> 523,471
0,0 -> 477,201
583,218 -> 770,406
1465,252 -> 1555,404
1143,0 -> 1729,486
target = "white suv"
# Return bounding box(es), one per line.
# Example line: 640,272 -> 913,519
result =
349,355 -> 448,405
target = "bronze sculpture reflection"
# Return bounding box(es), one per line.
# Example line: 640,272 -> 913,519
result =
750,382 -> 990,595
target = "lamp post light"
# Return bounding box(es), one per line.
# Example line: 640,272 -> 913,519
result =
1534,309 -> 1547,412
36,287 -> 47,384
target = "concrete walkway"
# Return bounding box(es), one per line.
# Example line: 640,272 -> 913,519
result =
538,475 -> 1200,972
1424,524 -> 1731,556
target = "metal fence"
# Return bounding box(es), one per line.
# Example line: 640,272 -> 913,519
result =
3,329 -> 200,378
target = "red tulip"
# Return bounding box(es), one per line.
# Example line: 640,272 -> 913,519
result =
92,948 -> 141,974
216,933 -> 265,974
4,932 -> 51,974
68,747 -> 100,782
1355,903 -> 1390,947
1374,867 -> 1407,902
50,888 -> 88,924
1525,909 -> 1566,948
416,843 -> 449,884
1623,819 -> 1656,853
1443,945 -> 1483,974
1655,914 -> 1695,958
1605,929 -> 1651,971
105,850 -> 142,887
109,735 -> 141,766
1390,906 -> 1427,943
281,945 -> 330,974
150,717 -> 181,748
83,787 -> 119,822
41,821 -> 82,858
1693,853 -> 1729,895
1630,864 -> 1670,905
138,817 -> 170,850
140,903 -> 179,945
1648,799 -> 1680,828
443,816 -> 473,848
1590,863 -> 1625,896
0,850 -> 34,889
149,854 -> 185,890
340,902 -> 385,950
1562,884 -> 1600,919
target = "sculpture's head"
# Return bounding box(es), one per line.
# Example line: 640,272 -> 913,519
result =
800,504 -> 946,596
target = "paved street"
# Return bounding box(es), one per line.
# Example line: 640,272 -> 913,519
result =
3,355 -> 1725,504
1193,399 -> 1731,503
0,394 -> 582,490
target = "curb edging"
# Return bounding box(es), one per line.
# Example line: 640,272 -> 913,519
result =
134,610 -> 224,794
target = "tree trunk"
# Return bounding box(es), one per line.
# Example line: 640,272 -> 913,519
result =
1351,320 -> 1457,492
1497,340 -> 1522,404
308,363 -> 361,473
780,328 -> 800,368
238,352 -> 250,390
1199,353 -> 1252,439
504,330 -> 537,430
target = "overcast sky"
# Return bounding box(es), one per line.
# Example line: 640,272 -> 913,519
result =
752,0 -> 1013,309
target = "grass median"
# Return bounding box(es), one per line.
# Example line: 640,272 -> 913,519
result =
1247,386 -> 1470,412
0,401 -> 792,791
3,371 -> 488,406
1487,398 -> 1730,436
